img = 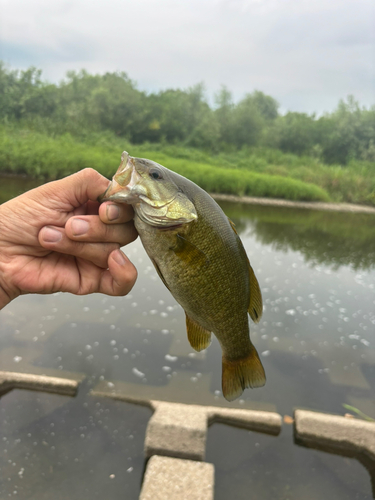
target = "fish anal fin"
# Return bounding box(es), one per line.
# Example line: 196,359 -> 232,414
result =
222,347 -> 266,402
185,314 -> 212,352
248,263 -> 263,323
150,257 -> 170,291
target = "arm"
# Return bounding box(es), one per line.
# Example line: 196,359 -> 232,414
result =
0,168 -> 137,310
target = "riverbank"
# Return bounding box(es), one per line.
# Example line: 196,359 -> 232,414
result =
212,194 -> 375,214
2,125 -> 375,206
2,173 -> 375,216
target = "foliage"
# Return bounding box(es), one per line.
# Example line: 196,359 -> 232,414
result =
0,126 -> 330,202
342,404 -> 374,421
1,61 -> 374,166
0,61 -> 374,204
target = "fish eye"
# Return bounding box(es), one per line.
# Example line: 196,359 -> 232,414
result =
150,169 -> 162,180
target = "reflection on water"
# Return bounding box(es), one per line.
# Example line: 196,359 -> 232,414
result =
222,201 -> 375,271
1,177 -> 374,499
0,176 -> 42,204
206,424 -> 373,500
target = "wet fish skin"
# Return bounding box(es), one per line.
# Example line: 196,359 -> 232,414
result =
100,151 -> 265,401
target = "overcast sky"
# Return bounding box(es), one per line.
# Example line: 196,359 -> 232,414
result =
0,0 -> 374,113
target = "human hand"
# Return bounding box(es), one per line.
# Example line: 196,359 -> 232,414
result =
0,168 -> 138,309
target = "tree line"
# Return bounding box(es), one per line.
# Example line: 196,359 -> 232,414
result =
1,62 -> 374,165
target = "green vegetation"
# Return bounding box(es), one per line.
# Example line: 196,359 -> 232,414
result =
0,62 -> 374,204
0,126 -> 329,201
342,404 -> 374,421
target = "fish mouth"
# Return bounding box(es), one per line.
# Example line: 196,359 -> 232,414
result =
98,152 -> 143,204
156,223 -> 184,231
98,179 -> 130,203
99,151 -> 176,208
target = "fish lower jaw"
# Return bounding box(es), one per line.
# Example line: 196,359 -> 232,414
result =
156,223 -> 184,231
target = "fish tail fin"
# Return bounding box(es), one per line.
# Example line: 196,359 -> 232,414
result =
222,347 -> 266,402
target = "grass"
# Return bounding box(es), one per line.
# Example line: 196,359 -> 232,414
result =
1,124 -> 374,204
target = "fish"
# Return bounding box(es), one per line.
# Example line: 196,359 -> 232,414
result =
99,151 -> 266,401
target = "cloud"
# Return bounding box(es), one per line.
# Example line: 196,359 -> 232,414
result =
0,0 -> 373,112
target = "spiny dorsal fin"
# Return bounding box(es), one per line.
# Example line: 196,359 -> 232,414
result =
248,262 -> 263,323
222,347 -> 266,401
185,313 -> 212,352
228,218 -> 238,234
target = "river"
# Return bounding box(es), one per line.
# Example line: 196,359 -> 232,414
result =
0,176 -> 374,499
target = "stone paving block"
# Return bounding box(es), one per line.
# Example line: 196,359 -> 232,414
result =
145,403 -> 208,460
90,388 -> 282,462
294,409 -> 375,462
0,370 -> 79,397
139,455 -> 214,500
207,407 -> 282,435
144,401 -> 282,461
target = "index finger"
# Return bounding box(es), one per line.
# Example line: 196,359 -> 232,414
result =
35,169 -> 111,209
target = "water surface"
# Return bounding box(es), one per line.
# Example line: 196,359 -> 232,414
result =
1,177 -> 374,499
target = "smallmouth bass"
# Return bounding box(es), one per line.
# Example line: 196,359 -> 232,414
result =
100,152 -> 266,401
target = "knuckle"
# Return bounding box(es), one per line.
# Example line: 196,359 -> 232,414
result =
78,168 -> 104,184
79,167 -> 98,178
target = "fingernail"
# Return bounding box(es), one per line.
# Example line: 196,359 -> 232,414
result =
107,204 -> 120,221
72,218 -> 89,236
43,226 -> 62,243
112,249 -> 126,266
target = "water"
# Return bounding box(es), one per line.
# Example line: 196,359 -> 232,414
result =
0,177 -> 374,498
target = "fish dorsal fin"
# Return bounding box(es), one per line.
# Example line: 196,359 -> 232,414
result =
228,218 -> 238,234
248,262 -> 263,323
228,218 -> 263,323
185,313 -> 212,352
172,234 -> 209,267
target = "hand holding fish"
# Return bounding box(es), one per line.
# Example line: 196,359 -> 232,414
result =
0,168 -> 137,310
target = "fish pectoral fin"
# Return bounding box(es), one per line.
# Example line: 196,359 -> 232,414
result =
248,262 -> 263,323
150,257 -> 171,291
172,234 -> 209,267
222,347 -> 266,402
185,313 -> 212,352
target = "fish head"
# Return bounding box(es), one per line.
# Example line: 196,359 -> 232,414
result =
99,152 -> 197,228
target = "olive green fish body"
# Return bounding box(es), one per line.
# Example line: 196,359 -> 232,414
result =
100,152 -> 266,401
135,180 -> 252,360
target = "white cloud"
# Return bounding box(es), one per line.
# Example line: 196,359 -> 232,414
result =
0,0 -> 373,112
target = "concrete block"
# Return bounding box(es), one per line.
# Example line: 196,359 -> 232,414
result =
144,400 -> 282,461
0,370 -> 79,397
294,409 -> 375,462
207,407 -> 282,436
140,455 -> 214,500
145,403 -> 208,460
